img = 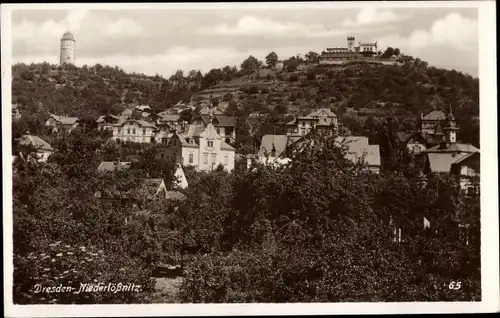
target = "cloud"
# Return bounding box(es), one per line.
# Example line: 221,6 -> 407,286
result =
203,15 -> 390,39
376,13 -> 478,75
377,13 -> 478,52
104,18 -> 144,37
342,8 -> 407,27
207,16 -> 326,37
12,10 -> 146,44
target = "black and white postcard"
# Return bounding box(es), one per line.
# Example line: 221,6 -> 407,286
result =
2,1 -> 498,316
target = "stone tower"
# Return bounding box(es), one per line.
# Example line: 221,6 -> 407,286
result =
60,31 -> 76,65
347,36 -> 355,52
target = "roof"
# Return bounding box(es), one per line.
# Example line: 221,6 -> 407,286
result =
259,135 -> 290,157
160,114 -> 180,122
49,114 -> 79,125
336,136 -> 380,167
427,153 -> 466,173
96,114 -> 119,123
97,161 -> 132,172
19,135 -> 54,152
113,119 -> 156,128
423,110 -> 446,121
201,115 -> 236,127
450,152 -> 479,166
308,108 -> 337,118
424,143 -> 479,153
121,109 -> 133,117
200,107 -> 223,115
166,191 -> 186,201
61,32 -> 75,41
221,141 -> 235,151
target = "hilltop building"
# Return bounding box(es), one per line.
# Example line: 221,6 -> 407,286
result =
320,36 -> 378,62
60,31 -> 76,66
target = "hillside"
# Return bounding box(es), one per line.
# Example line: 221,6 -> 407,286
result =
11,57 -> 480,148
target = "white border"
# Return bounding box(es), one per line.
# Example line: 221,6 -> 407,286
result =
2,1 -> 498,316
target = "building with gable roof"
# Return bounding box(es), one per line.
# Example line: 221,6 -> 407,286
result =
155,115 -> 235,172
285,108 -> 338,137
191,108 -> 237,144
18,134 -> 55,162
46,114 -> 80,132
96,114 -> 120,131
112,119 -> 157,143
422,108 -> 480,195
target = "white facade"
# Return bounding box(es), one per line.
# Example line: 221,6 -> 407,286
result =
60,32 -> 76,65
157,123 -> 235,172
112,120 -> 156,143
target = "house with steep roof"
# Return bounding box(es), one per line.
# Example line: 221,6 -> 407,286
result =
46,114 -> 80,132
96,114 -> 120,131
18,134 -> 55,162
112,119 -> 157,143
191,109 -> 237,144
285,108 -> 338,136
155,118 -> 236,172
420,110 -> 446,136
422,109 -> 480,194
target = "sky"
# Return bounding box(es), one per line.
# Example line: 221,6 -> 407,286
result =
9,5 -> 479,78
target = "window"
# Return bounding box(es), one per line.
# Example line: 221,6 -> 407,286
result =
207,140 -> 214,148
143,128 -> 146,135
160,153 -> 164,159
467,186 -> 476,197
189,153 -> 194,164
224,155 -> 228,166
216,128 -> 220,135
127,128 -> 131,134
211,154 -> 216,166
133,128 -> 136,134
203,153 -> 208,164
118,128 -> 121,134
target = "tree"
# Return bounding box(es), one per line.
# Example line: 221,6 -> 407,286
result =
305,51 -> 320,64
265,52 -> 278,69
283,57 -> 301,72
241,55 -> 261,71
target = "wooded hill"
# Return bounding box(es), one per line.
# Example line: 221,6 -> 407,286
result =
11,53 -> 480,149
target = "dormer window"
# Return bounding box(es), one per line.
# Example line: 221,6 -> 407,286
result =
207,140 -> 214,148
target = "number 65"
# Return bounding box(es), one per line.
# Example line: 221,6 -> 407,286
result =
449,281 -> 462,289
